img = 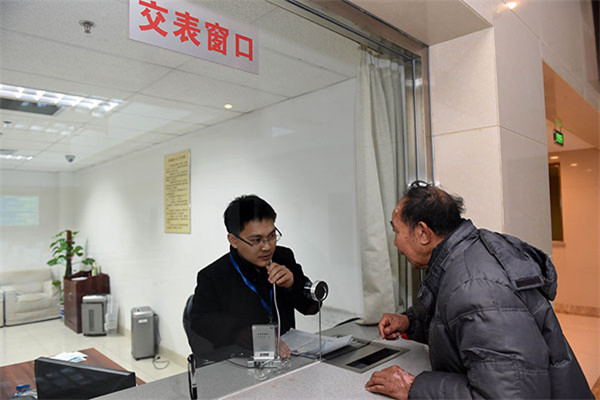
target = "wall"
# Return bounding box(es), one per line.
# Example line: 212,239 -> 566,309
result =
430,15 -> 552,254
71,79 -> 362,356
0,170 -> 61,272
426,0 -> 599,255
429,28 -> 504,232
464,0 -> 599,109
550,149 -> 600,313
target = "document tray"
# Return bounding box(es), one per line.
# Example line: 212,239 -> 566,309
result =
323,340 -> 408,373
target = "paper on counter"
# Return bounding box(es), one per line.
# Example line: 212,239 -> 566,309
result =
51,351 -> 88,363
281,328 -> 353,358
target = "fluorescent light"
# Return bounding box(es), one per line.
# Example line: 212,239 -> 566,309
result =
0,154 -> 33,160
0,83 -> 122,114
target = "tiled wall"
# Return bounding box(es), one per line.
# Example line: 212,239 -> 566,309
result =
429,28 -> 504,233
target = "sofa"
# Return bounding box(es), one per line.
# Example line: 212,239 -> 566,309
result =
0,268 -> 61,326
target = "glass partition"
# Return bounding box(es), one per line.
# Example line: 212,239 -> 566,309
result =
0,0 -> 430,393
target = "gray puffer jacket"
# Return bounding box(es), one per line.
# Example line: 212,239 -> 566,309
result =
406,220 -> 593,399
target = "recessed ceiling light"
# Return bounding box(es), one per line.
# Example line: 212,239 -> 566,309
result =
224,104 -> 233,109
549,156 -> 559,160
570,163 -> 578,167
506,1 -> 517,9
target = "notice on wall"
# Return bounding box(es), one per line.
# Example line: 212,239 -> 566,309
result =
164,150 -> 191,234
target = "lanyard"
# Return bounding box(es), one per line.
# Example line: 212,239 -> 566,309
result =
230,253 -> 273,320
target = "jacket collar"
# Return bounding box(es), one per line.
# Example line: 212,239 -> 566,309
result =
230,246 -> 268,279
418,219 -> 477,313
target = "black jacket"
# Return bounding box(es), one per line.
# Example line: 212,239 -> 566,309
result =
406,220 -> 593,399
190,246 -> 319,355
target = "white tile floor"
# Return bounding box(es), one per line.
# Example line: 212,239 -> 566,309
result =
1,313 -> 598,392
556,313 -> 600,390
0,318 -> 187,384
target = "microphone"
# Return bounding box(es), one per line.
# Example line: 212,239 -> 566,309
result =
304,280 -> 328,302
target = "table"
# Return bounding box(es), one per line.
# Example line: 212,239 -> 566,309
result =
98,321 -> 431,400
0,348 -> 144,399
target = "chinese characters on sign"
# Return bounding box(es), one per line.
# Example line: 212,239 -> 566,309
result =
130,0 -> 258,74
164,150 -> 191,234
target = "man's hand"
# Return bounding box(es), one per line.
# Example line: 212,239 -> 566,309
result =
266,262 -> 294,289
365,365 -> 415,400
279,339 -> 291,359
378,313 -> 409,340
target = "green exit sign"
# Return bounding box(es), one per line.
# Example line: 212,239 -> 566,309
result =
553,130 -> 564,146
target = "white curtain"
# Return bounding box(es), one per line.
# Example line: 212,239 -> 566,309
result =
355,46 -> 406,324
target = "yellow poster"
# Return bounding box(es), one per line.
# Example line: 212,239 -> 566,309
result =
164,150 -> 191,234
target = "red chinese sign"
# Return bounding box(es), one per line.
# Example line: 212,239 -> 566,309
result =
129,0 -> 258,73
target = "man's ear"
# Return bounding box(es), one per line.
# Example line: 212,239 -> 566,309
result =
227,233 -> 238,249
416,221 -> 433,245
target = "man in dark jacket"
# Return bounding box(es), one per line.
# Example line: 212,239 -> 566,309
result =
189,195 -> 319,361
365,181 -> 592,399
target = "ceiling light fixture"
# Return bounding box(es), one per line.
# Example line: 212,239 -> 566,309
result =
506,1 -> 517,9
549,156 -> 559,160
0,154 -> 33,161
224,104 -> 233,109
570,163 -> 578,167
0,83 -> 122,114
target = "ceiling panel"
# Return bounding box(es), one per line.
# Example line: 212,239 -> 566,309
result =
183,0 -> 278,24
0,68 -> 135,101
45,142 -> 101,157
0,158 -> 26,170
98,111 -> 200,135
348,0 -> 491,45
0,0 -> 360,172
0,129 -> 61,144
140,70 -> 287,112
0,138 -> 51,152
95,140 -> 152,158
0,110 -> 87,138
53,130 -> 124,150
117,94 -> 241,125
0,0 -> 191,68
127,132 -> 179,144
179,47 -> 349,97
1,30 -> 171,93
256,7 -> 359,77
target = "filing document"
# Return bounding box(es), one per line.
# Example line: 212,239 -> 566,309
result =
281,329 -> 353,358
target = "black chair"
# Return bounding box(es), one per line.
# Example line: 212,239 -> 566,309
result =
183,294 -> 215,365
183,295 -> 251,364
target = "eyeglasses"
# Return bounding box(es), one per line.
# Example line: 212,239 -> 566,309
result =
236,227 -> 282,247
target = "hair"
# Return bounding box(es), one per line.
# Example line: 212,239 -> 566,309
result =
223,195 -> 277,235
399,181 -> 465,236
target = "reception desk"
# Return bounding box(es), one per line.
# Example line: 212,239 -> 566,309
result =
98,321 -> 431,400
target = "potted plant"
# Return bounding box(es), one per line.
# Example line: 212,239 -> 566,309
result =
47,229 -> 95,280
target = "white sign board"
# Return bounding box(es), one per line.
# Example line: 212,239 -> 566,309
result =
129,0 -> 259,74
